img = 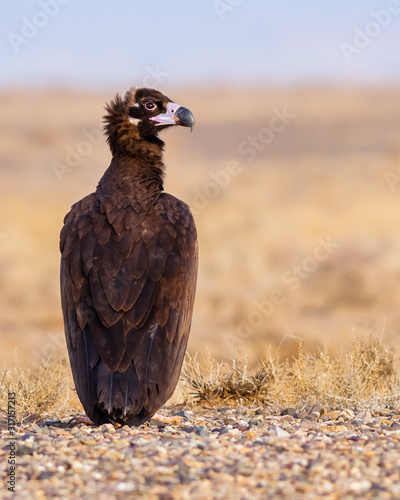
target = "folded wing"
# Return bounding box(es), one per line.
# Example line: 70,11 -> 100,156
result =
60,192 -> 197,425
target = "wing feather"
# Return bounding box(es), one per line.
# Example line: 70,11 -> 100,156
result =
122,272 -> 148,311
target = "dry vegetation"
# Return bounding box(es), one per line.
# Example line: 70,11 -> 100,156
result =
181,333 -> 400,412
0,349 -> 80,423
1,334 -> 399,425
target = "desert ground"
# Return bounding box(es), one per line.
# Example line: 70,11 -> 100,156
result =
1,86 -> 400,366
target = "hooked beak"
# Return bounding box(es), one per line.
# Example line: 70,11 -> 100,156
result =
150,102 -> 195,131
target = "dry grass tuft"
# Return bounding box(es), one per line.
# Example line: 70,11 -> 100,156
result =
0,349 -> 79,423
181,334 -> 400,412
181,351 -> 273,402
1,334 -> 398,424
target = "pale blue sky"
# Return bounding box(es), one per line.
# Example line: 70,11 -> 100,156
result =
1,0 -> 400,89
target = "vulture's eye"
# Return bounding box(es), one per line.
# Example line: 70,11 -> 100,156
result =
144,101 -> 156,111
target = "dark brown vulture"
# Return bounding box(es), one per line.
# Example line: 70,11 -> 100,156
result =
60,87 -> 197,426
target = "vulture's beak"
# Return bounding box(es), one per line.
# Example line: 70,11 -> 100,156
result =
150,102 -> 195,131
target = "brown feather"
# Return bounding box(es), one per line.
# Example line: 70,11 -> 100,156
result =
80,230 -> 97,276
113,230 -> 134,260
98,239 -> 122,278
99,261 -> 132,311
146,240 -> 168,281
157,226 -> 175,253
88,270 -> 122,326
60,225 -> 79,257
123,277 -> 157,327
92,212 -> 105,235
122,272 -> 148,312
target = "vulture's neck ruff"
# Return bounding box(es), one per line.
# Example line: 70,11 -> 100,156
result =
99,87 -> 194,206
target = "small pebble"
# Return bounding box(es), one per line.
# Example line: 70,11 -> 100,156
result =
272,426 -> 290,438
174,410 -> 191,421
99,423 -> 116,433
16,444 -> 35,456
280,415 -> 294,423
196,426 -> 208,437
280,408 -> 296,417
149,419 -> 166,428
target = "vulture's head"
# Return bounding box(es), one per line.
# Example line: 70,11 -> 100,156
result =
103,87 -> 195,155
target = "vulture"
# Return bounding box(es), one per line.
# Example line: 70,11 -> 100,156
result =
60,87 -> 197,426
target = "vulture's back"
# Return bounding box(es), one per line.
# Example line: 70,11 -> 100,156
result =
60,191 -> 197,426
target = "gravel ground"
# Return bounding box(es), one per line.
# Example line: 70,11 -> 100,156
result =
1,405 -> 400,499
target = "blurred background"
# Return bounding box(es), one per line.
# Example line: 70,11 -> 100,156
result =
1,0 -> 400,367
